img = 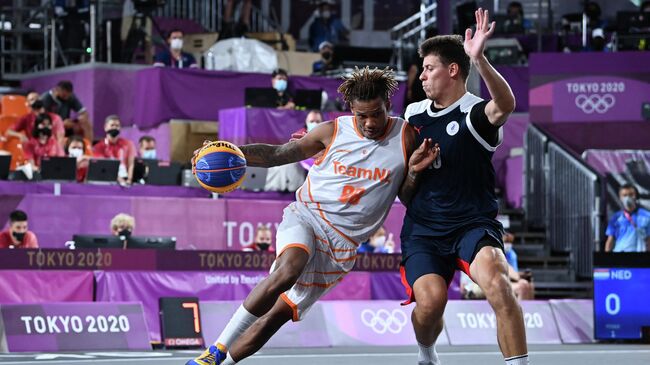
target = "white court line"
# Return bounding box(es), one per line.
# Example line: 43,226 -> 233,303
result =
1,349 -> 650,364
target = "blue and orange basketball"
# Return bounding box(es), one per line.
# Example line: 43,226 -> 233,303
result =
193,141 -> 247,193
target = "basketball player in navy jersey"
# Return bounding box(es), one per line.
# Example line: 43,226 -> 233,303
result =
399,9 -> 528,365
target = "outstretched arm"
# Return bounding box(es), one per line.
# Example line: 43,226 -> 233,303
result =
398,125 -> 439,205
464,8 -> 516,127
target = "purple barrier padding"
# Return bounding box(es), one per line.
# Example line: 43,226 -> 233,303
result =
530,52 -> 650,78
95,270 -> 378,342
535,122 -> 650,155
120,124 -> 171,162
505,156 -> 523,208
0,302 -> 150,352
0,270 -> 93,304
199,301 -> 331,348
549,299 -> 595,344
134,67 -> 407,128
480,66 -> 529,112
443,300 -> 561,345
583,149 -> 650,175
219,108 -> 308,146
0,181 -> 208,198
21,64 -> 141,138
321,300 -> 449,346
491,113 -> 528,198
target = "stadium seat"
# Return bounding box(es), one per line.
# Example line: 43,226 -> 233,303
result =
2,137 -> 26,170
1,94 -> 28,117
0,115 -> 18,135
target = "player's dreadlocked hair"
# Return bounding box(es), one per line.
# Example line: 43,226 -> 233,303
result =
337,66 -> 398,105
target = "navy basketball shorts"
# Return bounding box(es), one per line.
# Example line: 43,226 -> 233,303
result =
399,221 -> 503,304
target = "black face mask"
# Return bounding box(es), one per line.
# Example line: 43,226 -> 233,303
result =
107,129 -> 120,138
322,51 -> 332,60
256,243 -> 270,251
33,127 -> 52,138
118,229 -> 132,240
12,231 -> 26,242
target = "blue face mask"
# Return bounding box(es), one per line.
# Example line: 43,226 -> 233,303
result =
273,79 -> 288,92
142,149 -> 157,160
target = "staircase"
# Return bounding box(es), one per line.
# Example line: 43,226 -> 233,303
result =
501,208 -> 592,299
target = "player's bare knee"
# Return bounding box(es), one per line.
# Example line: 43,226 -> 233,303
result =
268,263 -> 301,292
484,274 -> 515,306
414,292 -> 446,319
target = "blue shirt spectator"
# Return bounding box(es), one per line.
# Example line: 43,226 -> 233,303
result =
153,29 -> 198,69
308,1 -> 348,52
605,184 -> 650,252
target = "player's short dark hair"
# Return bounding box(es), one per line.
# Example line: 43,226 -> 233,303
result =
337,66 -> 398,105
36,113 -> 52,125
272,68 -> 288,78
9,210 -> 28,223
139,135 -> 156,145
168,28 -> 183,38
418,35 -> 470,81
619,183 -> 639,196
57,80 -> 74,92
31,100 -> 44,110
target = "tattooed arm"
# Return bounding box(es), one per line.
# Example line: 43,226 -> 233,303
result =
238,121 -> 335,168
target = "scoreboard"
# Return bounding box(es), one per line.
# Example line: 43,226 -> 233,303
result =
593,253 -> 650,340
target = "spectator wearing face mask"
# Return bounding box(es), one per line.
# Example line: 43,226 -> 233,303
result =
243,225 -> 275,252
6,92 -> 65,148
358,226 -> 395,254
66,135 -> 90,182
0,210 -> 39,249
605,184 -> 650,252
23,113 -> 65,171
92,115 -> 137,185
110,213 -> 135,248
271,68 -> 295,110
308,0 -> 349,52
153,29 -> 198,69
40,80 -> 92,141
312,41 -> 340,75
138,135 -> 157,160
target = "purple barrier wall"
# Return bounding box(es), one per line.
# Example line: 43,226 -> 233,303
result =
95,270 -> 390,342
492,113 -> 528,208
549,299 -> 595,344
3,194 -> 406,251
120,124 -> 171,162
529,52 -> 650,123
480,66 -> 529,112
443,300 -> 561,345
219,108 -> 308,146
0,271 -> 93,304
0,302 -> 150,352
535,122 -> 650,155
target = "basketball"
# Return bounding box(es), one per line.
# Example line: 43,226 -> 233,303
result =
193,141 -> 247,193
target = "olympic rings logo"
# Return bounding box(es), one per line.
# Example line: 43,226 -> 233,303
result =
574,94 -> 615,114
360,309 -> 408,334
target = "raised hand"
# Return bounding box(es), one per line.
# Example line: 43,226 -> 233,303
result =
408,138 -> 440,173
464,8 -> 495,60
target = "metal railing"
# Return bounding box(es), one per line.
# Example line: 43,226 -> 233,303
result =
524,125 -> 548,228
389,1 -> 437,71
546,142 -> 601,278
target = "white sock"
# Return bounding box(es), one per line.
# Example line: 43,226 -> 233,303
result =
221,353 -> 236,365
505,354 -> 529,365
215,305 -> 258,349
417,342 -> 440,365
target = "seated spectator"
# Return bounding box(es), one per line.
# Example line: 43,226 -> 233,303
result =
5,92 -> 65,147
23,113 -> 65,171
65,135 -> 90,182
309,0 -> 349,52
312,41 -> 341,75
605,184 -> 650,252
271,69 -> 295,110
40,80 -> 92,140
0,210 -> 39,249
291,110 -> 325,171
358,226 -> 395,254
153,29 -> 198,69
138,135 -> 157,159
243,225 -> 275,252
505,1 -> 532,32
92,115 -> 136,185
110,213 -> 135,248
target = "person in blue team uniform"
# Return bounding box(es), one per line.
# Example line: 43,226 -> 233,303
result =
605,184 -> 650,252
398,9 -> 528,365
153,29 -> 198,69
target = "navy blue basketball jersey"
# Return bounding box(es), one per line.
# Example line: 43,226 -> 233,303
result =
403,93 -> 503,237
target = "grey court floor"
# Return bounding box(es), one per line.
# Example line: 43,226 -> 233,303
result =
0,344 -> 649,365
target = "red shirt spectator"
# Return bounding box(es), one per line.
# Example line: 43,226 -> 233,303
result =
0,230 -> 39,249
5,93 -> 64,146
92,115 -> 136,184
23,114 -> 64,169
242,226 -> 276,252
0,210 -> 39,249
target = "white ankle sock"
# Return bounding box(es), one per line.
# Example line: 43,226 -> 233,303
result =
505,354 -> 529,365
215,305 -> 258,349
417,342 -> 440,365
221,353 -> 236,365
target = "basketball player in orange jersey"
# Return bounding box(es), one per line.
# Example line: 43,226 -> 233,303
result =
187,67 -> 439,365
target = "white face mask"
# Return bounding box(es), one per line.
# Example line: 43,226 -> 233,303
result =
68,147 -> 83,158
371,235 -> 386,247
170,38 -> 183,50
321,10 -> 331,19
142,149 -> 157,160
504,243 -> 512,253
306,122 -> 319,132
